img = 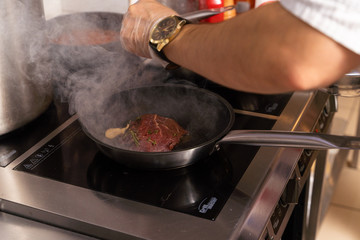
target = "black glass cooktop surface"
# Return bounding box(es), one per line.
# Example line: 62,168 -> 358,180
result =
204,82 -> 292,116
14,112 -> 275,220
0,102 -> 70,167
11,80 -> 292,220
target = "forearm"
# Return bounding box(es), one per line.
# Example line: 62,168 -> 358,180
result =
164,3 -> 360,93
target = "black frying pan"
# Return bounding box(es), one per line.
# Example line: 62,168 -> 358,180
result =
81,84 -> 234,169
80,84 -> 360,169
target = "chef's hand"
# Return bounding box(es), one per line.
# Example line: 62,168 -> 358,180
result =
120,0 -> 177,58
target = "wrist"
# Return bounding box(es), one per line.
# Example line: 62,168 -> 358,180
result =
162,23 -> 194,66
148,15 -> 190,69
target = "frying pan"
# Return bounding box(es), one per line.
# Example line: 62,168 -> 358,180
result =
80,84 -> 360,169
81,84 -> 234,169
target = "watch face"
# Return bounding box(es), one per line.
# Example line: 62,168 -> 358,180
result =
151,17 -> 178,41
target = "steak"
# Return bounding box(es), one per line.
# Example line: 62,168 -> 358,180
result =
123,114 -> 188,152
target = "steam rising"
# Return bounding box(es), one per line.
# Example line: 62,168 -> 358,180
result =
45,12 -> 226,151
82,85 -> 231,151
0,0 -> 52,135
46,12 -> 169,115
0,0 -> 51,88
3,5 -> 224,150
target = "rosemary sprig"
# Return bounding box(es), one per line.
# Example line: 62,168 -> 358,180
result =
129,130 -> 140,146
147,137 -> 157,146
147,129 -> 159,135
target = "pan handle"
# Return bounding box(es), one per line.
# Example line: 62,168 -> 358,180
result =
216,130 -> 360,150
180,5 -> 236,22
320,68 -> 360,97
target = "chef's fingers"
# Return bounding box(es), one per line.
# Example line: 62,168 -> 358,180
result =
120,0 -> 177,58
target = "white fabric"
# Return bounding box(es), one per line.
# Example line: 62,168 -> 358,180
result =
281,0 -> 360,55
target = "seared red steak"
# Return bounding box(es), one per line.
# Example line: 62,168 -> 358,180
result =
123,114 -> 188,152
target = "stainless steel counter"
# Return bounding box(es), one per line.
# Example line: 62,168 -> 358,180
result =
0,212 -> 97,240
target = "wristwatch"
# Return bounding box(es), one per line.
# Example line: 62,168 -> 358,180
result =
149,15 -> 190,69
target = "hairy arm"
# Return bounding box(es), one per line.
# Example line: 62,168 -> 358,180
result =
121,1 -> 360,94
164,3 -> 360,93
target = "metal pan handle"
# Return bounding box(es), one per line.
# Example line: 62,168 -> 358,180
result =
320,67 -> 360,97
180,5 -> 236,22
217,130 -> 360,150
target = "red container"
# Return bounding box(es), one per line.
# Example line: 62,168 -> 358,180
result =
199,0 -> 232,23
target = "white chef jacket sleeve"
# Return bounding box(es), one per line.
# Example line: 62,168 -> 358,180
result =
280,0 -> 360,55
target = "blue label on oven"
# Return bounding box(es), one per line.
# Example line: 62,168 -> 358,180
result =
198,196 -> 218,214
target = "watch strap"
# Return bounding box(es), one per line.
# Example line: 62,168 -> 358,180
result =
149,42 -> 178,69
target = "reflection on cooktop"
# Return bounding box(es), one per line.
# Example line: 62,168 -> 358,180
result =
87,151 -> 235,219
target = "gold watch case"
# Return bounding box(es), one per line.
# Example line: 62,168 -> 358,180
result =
149,15 -> 188,52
